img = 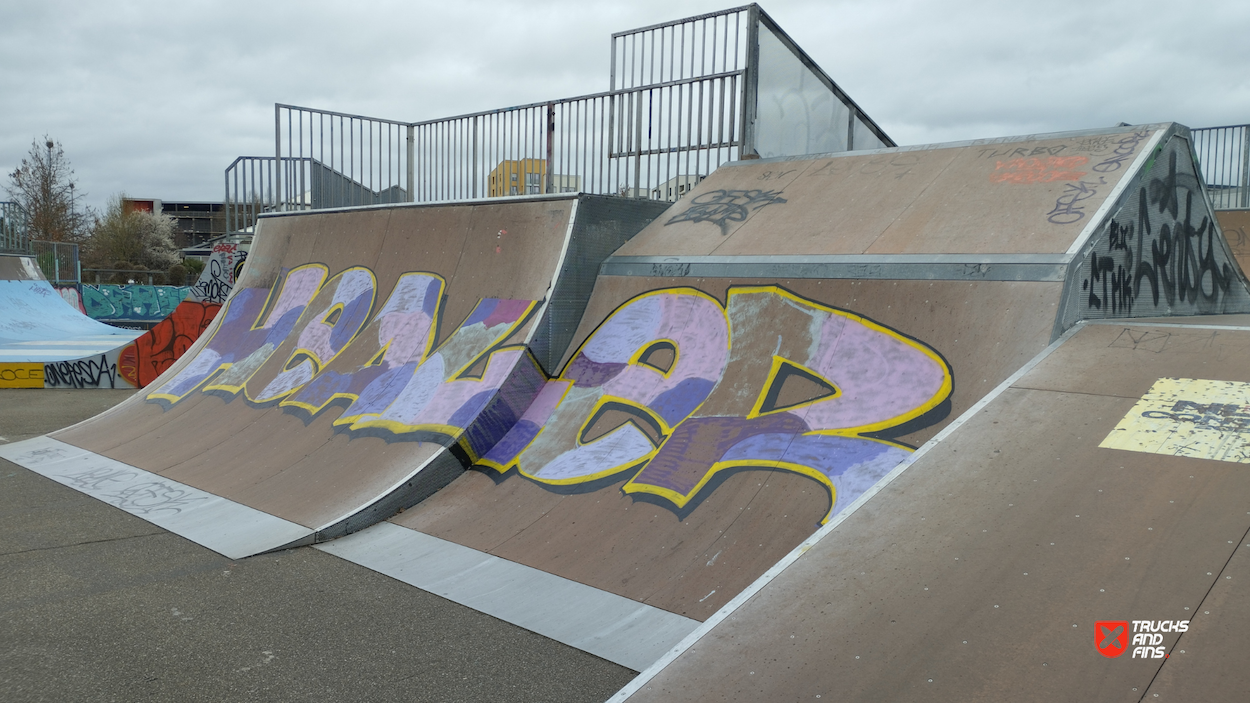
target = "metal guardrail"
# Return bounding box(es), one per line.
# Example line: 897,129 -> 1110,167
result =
82,268 -> 171,285
1,202 -> 30,254
1192,124 -> 1250,210
228,5 -> 895,231
31,240 -> 79,285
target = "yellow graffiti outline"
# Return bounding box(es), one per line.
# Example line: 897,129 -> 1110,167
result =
475,377 -> 574,475
746,355 -> 841,419
146,263 -> 330,404
726,286 -> 953,437
483,287 -> 727,480
345,343 -> 533,437
628,338 -> 681,378
278,271 -> 447,417
332,299 -> 537,428
621,435 -> 912,524
518,393 -> 672,486
559,287 -> 728,374
448,300 -> 541,381
243,266 -> 379,404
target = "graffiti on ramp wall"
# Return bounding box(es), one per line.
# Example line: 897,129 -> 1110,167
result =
480,285 -> 953,522
148,264 -> 545,461
145,263 -> 953,524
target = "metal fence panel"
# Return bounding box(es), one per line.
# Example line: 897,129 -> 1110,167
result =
1,202 -> 30,254
31,240 -> 79,285
1192,125 -> 1250,210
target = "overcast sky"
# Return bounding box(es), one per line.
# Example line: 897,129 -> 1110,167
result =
3,0 -> 1248,213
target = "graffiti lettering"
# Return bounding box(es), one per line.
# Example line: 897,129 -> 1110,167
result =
1091,131 -> 1152,173
650,262 -> 692,277
990,156 -> 1089,184
1081,145 -> 1241,316
189,258 -> 233,303
665,189 -> 788,235
149,265 -> 543,459
81,284 -> 190,322
118,301 -> 221,387
480,285 -> 952,523
44,354 -> 120,389
978,145 -> 1068,160
1047,178 -> 1106,225
60,467 -> 208,516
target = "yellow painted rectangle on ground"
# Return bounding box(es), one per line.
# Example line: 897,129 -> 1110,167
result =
0,363 -> 44,388
1100,378 -> 1250,463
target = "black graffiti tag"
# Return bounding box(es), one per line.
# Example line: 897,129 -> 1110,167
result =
1047,179 -> 1105,225
60,466 -> 207,516
1083,150 -> 1235,315
665,189 -> 788,235
189,258 -> 232,303
43,354 -> 119,389
1091,131 -> 1152,174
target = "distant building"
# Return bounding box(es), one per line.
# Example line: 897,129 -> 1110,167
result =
487,159 -> 580,197
651,175 -> 704,201
123,198 -> 227,248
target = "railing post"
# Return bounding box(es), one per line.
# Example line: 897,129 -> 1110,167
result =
472,116 -> 479,199
545,103 -> 556,195
407,124 -> 416,202
741,4 -> 761,160
274,105 -> 284,213
1241,125 -> 1250,209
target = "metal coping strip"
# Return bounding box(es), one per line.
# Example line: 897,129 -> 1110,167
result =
257,191 -> 585,220
315,523 -> 700,671
602,254 -> 1068,281
0,436 -> 312,560
607,321 -> 1086,702
1064,127 -> 1168,257
1085,319 -> 1250,333
524,198 -> 580,347
725,123 -> 1174,168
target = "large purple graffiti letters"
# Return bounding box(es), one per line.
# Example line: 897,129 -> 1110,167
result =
482,286 -> 952,522
148,264 -> 542,458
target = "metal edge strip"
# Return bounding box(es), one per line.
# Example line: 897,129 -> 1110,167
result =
607,321 -> 1087,702
602,256 -> 1068,282
524,197 -> 580,348
1063,127 -> 1168,258
0,436 -> 313,559
1084,319 -> 1250,332
315,522 -> 701,672
727,123 -> 1175,168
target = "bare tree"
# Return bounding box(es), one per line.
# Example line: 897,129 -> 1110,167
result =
84,195 -> 181,272
5,136 -> 89,242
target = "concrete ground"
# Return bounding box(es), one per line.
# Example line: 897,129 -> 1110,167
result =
0,390 -> 635,703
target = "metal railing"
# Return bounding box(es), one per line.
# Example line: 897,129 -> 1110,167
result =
31,240 -> 79,284
1192,124 -> 1250,210
82,268 -> 171,285
1,202 -> 30,253
227,4 -> 896,231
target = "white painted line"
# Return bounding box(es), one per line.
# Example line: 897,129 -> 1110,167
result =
607,322 -> 1087,701
0,436 -> 313,559
317,522 -> 700,671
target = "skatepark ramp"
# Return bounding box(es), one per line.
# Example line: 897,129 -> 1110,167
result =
5,122 -> 1250,676
1,195 -> 666,556
0,243 -> 247,389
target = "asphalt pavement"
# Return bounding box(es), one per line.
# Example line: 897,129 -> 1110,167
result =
0,389 -> 634,702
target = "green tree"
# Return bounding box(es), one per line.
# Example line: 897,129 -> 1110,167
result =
5,136 -> 89,242
83,196 -> 181,272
